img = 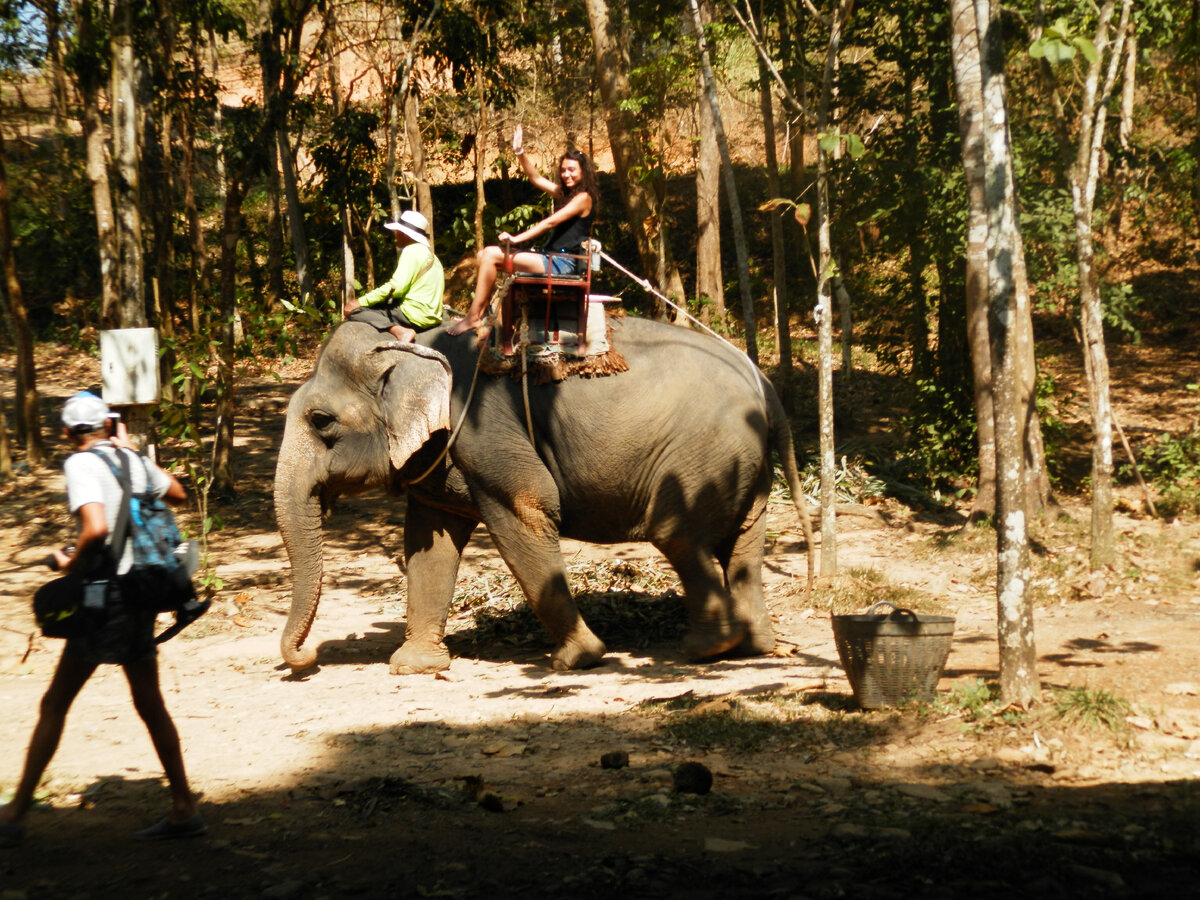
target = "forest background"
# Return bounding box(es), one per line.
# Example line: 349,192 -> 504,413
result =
1,0 -> 1199,693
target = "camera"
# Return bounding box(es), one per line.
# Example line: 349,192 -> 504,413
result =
45,545 -> 76,571
106,412 -> 121,435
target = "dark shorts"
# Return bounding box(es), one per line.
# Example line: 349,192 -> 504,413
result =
347,306 -> 432,333
39,575 -> 158,666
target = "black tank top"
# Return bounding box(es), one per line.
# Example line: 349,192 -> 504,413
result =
543,209 -> 593,254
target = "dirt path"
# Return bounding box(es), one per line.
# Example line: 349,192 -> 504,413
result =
2,368 -> 1199,899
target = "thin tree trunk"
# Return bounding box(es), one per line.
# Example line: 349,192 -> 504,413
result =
405,87 -> 434,233
341,206 -> 355,312
687,0 -> 758,363
278,129 -> 312,303
950,0 -> 997,516
815,0 -> 853,577
40,0 -> 71,222
111,0 -> 145,328
1074,1 -> 1129,568
0,130 -> 46,465
759,53 -> 792,392
387,75 -> 403,222
473,69 -> 488,253
583,0 -> 684,318
213,178 -> 246,494
975,0 -> 1038,706
695,59 -> 725,320
74,0 -> 118,325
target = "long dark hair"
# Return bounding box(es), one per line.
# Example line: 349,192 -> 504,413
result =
558,148 -> 600,217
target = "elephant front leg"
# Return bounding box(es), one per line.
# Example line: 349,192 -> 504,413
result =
390,502 -> 477,675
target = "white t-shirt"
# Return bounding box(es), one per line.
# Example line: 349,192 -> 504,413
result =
63,442 -> 171,575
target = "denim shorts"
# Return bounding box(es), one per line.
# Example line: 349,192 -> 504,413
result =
538,253 -> 584,276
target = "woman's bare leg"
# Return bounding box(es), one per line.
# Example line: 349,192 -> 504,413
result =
449,247 -> 549,335
123,657 -> 197,822
0,651 -> 96,825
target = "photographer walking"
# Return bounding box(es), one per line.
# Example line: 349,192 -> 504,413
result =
0,392 -> 204,844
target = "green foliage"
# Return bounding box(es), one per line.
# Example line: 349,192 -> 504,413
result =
818,131 -> 867,160
1124,391 -> 1200,516
899,377 -> 978,489
158,335 -> 228,596
1051,686 -> 1131,732
1029,17 -> 1099,65
935,678 -> 1026,730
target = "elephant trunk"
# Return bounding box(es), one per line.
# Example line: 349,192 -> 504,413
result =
275,440 -> 324,672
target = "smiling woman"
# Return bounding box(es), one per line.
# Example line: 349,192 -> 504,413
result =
447,125 -> 601,336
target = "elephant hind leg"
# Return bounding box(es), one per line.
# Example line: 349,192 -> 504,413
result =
716,490 -> 777,657
659,542 -> 748,660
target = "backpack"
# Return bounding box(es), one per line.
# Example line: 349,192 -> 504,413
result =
92,448 -> 210,643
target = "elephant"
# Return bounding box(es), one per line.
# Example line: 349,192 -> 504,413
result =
274,316 -> 814,675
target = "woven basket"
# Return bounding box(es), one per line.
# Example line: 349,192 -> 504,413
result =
832,601 -> 955,709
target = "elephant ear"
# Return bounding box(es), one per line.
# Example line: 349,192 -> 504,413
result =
375,341 -> 453,470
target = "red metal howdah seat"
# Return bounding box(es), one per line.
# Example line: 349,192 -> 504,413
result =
497,244 -> 594,356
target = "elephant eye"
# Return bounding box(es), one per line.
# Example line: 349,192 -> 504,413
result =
309,409 -> 337,432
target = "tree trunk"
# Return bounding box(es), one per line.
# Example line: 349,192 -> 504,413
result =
40,0 -> 71,222
278,128 -> 313,303
180,32 -> 209,336
473,69 -> 488,253
687,0 -> 758,362
341,206 -> 355,313
950,0 -> 997,515
110,0 -> 146,328
694,60 -> 725,321
583,0 -> 684,318
405,87 -> 434,235
815,0 -> 853,576
213,178 -> 247,494
759,56 -> 792,392
975,0 -> 1038,706
0,130 -> 46,465
257,1 -> 287,306
73,0 -> 118,325
1195,0 -> 1200,228
1073,0 -> 1130,568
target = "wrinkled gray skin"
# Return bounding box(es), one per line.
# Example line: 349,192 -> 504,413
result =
275,318 -> 814,675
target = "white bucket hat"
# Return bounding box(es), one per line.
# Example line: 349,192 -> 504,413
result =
61,391 -> 110,433
384,209 -> 431,247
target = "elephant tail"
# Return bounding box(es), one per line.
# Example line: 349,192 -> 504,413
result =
765,382 -> 816,589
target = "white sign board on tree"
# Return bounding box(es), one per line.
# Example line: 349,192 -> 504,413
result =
100,328 -> 160,405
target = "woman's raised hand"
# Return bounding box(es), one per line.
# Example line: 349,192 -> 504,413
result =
512,124 -> 524,155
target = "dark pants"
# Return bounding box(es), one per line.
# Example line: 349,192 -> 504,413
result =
348,306 -> 431,333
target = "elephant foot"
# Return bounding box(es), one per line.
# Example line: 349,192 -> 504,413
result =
389,641 -> 451,675
727,623 -> 777,657
550,632 -> 607,671
680,621 -> 748,661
